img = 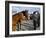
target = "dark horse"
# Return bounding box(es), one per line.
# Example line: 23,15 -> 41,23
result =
12,10 -> 28,31
32,11 -> 40,30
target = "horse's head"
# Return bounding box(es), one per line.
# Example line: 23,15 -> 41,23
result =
21,10 -> 29,20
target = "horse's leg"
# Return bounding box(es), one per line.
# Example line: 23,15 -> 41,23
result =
19,23 -> 21,31
19,19 -> 22,30
17,23 -> 19,31
12,24 -> 16,31
19,22 -> 21,30
12,20 -> 16,31
37,17 -> 40,27
33,20 -> 36,30
18,20 -> 21,31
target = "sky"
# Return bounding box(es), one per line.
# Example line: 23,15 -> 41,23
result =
12,6 -> 40,15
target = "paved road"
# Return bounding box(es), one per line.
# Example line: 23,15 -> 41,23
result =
16,20 -> 40,31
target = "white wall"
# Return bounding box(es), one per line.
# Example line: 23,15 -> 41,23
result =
0,0 -> 46,38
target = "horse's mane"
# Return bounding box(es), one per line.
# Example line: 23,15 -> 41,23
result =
13,12 -> 21,16
12,10 -> 28,16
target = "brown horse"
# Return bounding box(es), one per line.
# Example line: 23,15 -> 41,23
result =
12,10 -> 28,31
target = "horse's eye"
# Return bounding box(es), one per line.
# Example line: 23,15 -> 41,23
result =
35,12 -> 38,14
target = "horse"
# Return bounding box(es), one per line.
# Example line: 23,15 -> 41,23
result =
32,11 -> 40,30
12,10 -> 28,31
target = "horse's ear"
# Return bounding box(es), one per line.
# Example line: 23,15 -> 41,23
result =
25,10 -> 28,12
